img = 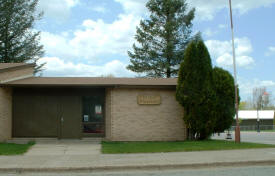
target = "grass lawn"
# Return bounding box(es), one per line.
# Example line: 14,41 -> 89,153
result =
102,140 -> 275,154
0,141 -> 35,155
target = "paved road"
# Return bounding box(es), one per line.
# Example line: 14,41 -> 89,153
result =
2,166 -> 275,176
212,132 -> 275,144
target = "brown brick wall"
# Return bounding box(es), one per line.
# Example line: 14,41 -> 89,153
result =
0,66 -> 34,141
0,87 -> 12,141
108,88 -> 186,141
0,67 -> 33,83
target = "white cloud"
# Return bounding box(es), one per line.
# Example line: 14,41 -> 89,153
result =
71,14 -> 139,56
38,0 -> 145,76
39,57 -> 135,77
188,0 -> 275,21
206,40 -> 231,57
205,37 -> 255,68
261,80 -> 275,87
38,0 -> 79,20
40,13 -> 140,61
36,0 -> 275,23
216,54 -> 254,68
39,0 -> 274,76
235,56 -> 254,67
216,53 -> 233,67
40,31 -> 75,59
265,46 -> 275,56
203,28 -> 217,37
235,38 -> 253,55
114,0 -> 148,16
114,0 -> 275,21
65,0 -> 79,7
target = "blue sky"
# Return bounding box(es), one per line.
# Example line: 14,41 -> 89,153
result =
35,0 -> 275,101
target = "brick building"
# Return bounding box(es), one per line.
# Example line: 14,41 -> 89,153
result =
0,63 -> 186,141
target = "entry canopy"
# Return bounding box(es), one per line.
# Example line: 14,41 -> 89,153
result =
1,77 -> 177,87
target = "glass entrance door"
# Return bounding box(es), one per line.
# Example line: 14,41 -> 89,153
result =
82,96 -> 104,137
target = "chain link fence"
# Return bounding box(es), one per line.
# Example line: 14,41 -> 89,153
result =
230,125 -> 275,131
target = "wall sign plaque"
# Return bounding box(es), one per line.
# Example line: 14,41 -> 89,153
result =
137,95 -> 161,105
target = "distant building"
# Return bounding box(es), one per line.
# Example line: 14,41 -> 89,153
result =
234,110 -> 275,127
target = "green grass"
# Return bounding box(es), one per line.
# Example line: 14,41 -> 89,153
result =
102,140 -> 275,154
0,141 -> 35,155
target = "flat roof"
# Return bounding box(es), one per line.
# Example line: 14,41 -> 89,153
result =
235,110 -> 275,120
1,77 -> 178,87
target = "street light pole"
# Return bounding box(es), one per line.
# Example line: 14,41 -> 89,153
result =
257,107 -> 260,133
228,0 -> 240,143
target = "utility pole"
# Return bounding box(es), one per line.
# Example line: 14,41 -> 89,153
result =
257,108 -> 260,133
229,0 -> 240,143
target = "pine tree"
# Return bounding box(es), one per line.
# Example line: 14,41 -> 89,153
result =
176,40 -> 215,140
0,0 -> 44,74
127,0 -> 195,78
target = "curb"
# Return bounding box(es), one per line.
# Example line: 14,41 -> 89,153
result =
1,160 -> 275,173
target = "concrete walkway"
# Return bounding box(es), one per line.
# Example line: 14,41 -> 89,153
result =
1,139 -> 275,172
25,140 -> 101,156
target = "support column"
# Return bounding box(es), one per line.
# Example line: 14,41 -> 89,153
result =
0,87 -> 12,141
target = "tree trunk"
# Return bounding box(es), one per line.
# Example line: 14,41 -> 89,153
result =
167,66 -> 171,78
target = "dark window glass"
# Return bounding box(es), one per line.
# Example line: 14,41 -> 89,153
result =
82,96 -> 104,134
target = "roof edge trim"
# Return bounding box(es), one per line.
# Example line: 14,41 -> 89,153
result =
0,63 -> 35,73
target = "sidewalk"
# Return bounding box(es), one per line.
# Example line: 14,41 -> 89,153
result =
1,143 -> 275,172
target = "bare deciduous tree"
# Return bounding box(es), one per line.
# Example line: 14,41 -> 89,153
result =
252,87 -> 271,110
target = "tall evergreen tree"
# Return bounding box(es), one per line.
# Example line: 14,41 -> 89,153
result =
212,67 -> 236,133
0,0 -> 44,74
176,40 -> 215,140
127,0 -> 195,78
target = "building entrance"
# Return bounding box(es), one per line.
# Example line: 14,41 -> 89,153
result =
82,95 -> 105,137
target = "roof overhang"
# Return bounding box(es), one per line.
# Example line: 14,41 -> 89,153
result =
0,63 -> 35,73
1,77 -> 178,88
